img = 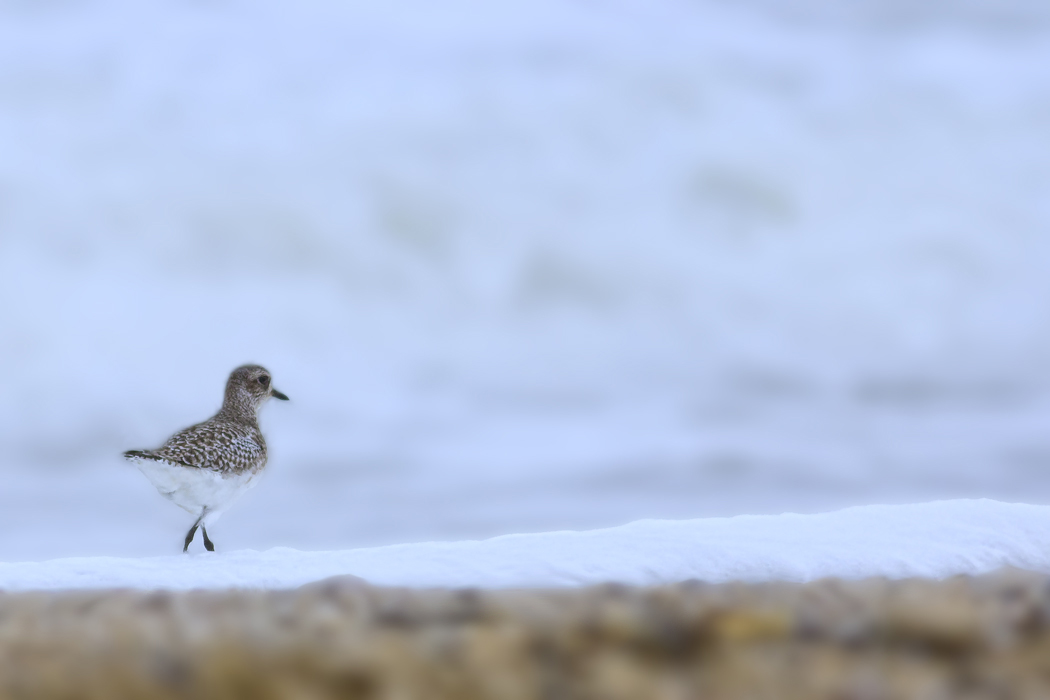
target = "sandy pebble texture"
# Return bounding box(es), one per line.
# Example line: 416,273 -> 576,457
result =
2,568 -> 1050,699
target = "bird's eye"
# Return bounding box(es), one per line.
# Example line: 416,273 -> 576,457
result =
258,375 -> 270,387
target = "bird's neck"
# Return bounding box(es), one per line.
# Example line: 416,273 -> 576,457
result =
219,391 -> 259,425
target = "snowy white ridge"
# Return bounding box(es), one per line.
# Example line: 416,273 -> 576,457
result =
2,500 -> 1049,591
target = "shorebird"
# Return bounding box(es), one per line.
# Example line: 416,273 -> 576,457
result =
124,364 -> 289,552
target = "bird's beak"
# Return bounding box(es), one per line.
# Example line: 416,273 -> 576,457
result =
271,388 -> 290,401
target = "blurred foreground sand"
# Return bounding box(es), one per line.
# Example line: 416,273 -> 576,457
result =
3,569 -> 1050,699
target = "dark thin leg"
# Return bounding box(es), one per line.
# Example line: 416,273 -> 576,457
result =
201,525 -> 215,552
183,517 -> 201,552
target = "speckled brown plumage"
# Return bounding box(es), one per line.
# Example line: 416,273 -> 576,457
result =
125,365 -> 286,476
132,421 -> 266,475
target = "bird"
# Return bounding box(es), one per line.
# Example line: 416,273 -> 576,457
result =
123,364 -> 289,552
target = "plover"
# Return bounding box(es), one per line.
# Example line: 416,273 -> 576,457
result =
123,364 -> 289,552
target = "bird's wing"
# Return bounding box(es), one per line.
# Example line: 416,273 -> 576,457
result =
147,421 -> 264,474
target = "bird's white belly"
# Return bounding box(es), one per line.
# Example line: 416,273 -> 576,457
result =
130,457 -> 261,525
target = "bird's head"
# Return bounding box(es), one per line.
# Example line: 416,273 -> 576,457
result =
223,364 -> 289,418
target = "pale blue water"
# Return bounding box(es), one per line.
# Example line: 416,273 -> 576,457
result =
1,0 -> 1049,561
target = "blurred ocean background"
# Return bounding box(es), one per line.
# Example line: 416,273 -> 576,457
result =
1,0 -> 1050,561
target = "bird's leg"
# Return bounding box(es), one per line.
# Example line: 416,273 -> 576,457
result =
201,525 -> 215,552
183,513 -> 204,553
